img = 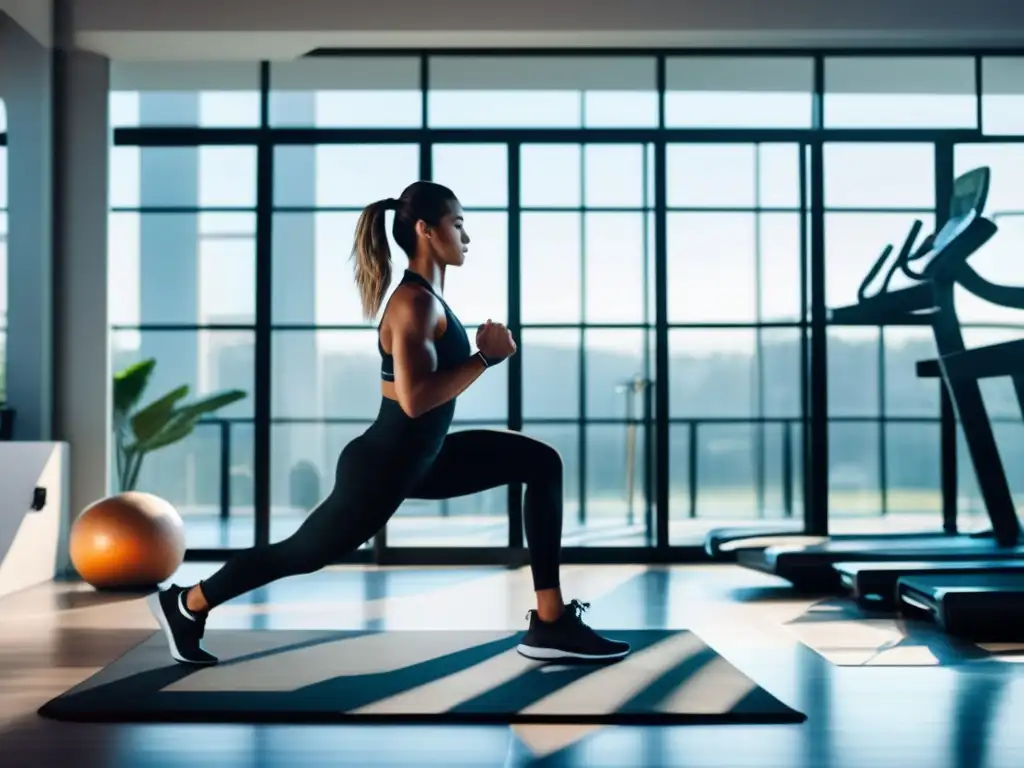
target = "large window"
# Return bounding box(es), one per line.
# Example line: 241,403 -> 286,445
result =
109,67 -> 260,549
109,52 -> 1024,562
667,143 -> 806,543
824,142 -> 939,534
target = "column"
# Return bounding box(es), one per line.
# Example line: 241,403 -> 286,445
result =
0,10 -> 53,440
52,46 -> 111,533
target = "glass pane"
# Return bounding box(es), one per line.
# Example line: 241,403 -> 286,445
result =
956,431 -> 989,534
273,212 -> 380,326
668,424 -> 692,543
962,328 -> 1024,419
108,212 -> 256,326
695,423 -> 757,522
585,213 -> 647,323
581,424 -> 649,547
443,212 -> 508,326
670,418 -> 803,545
111,329 -> 255,548
824,143 -> 935,209
388,422 -> 510,548
522,329 -> 580,419
273,330 -> 380,420
274,145 -> 419,208
668,144 -> 756,208
828,327 -> 880,417
668,213 -> 756,323
665,57 -> 814,128
953,144 -> 1024,325
759,144 -> 803,209
584,91 -> 659,128
763,421 -> 804,522
110,146 -> 258,209
521,424 -> 581,544
521,145 -> 581,208
884,327 -> 940,417
269,57 -> 422,128
955,143 -> 1024,212
584,145 -> 645,208
428,56 -> 656,128
993,422 -> 1024,506
760,213 -> 803,322
433,144 -> 508,208
982,58 -> 1024,136
669,329 -> 756,418
829,421 -> 881,520
886,422 -> 941,528
520,212 -> 581,323
585,329 -> 646,420
109,62 -> 261,127
269,423 -> 375,546
824,57 -> 976,128
761,328 -> 803,418
825,212 -> 937,310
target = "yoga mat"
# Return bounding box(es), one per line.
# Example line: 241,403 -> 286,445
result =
39,628 -> 804,725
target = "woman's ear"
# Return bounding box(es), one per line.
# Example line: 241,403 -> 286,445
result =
415,220 -> 432,239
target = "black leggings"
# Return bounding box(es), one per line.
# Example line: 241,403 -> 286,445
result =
198,427 -> 564,609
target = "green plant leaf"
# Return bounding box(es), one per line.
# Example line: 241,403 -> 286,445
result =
137,416 -> 198,453
130,384 -> 190,444
113,358 -> 156,419
174,390 -> 248,421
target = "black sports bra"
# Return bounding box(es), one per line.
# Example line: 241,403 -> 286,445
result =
379,270 -> 471,382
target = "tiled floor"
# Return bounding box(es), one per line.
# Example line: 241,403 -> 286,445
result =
2,563 -> 1023,767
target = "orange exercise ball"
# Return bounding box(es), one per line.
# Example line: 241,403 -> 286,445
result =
70,492 -> 186,589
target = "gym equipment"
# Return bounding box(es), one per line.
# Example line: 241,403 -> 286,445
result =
703,182 -> 973,563
837,330 -> 1024,627
737,167 -> 1024,590
897,573 -> 1024,641
70,491 -> 185,589
835,560 -> 1024,610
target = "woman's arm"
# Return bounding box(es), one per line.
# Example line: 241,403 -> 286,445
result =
389,288 -> 487,419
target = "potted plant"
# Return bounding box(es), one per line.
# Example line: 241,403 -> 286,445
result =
112,358 -> 247,492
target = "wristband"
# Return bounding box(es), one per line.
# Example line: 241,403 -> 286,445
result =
475,350 -> 503,368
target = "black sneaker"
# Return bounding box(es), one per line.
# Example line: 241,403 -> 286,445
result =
146,584 -> 218,665
517,599 -> 630,662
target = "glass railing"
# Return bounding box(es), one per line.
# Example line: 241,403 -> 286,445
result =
158,412 -> 1023,527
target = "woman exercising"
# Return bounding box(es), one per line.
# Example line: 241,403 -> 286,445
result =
149,180 -> 630,666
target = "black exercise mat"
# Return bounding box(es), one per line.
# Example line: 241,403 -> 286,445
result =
38,628 -> 804,725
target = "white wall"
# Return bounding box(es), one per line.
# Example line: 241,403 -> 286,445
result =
0,443 -> 70,597
70,0 -> 1024,60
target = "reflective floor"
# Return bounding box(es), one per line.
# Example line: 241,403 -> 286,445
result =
2,563 -> 1023,767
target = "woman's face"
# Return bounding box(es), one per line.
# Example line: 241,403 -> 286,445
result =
424,200 -> 470,267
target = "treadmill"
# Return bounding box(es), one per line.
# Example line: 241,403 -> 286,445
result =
704,217 -> 948,562
897,573 -> 1024,642
737,166 -> 1024,591
837,337 -> 1024,609
883,335 -> 1024,638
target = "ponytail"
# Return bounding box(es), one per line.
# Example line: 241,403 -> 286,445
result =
352,198 -> 397,320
